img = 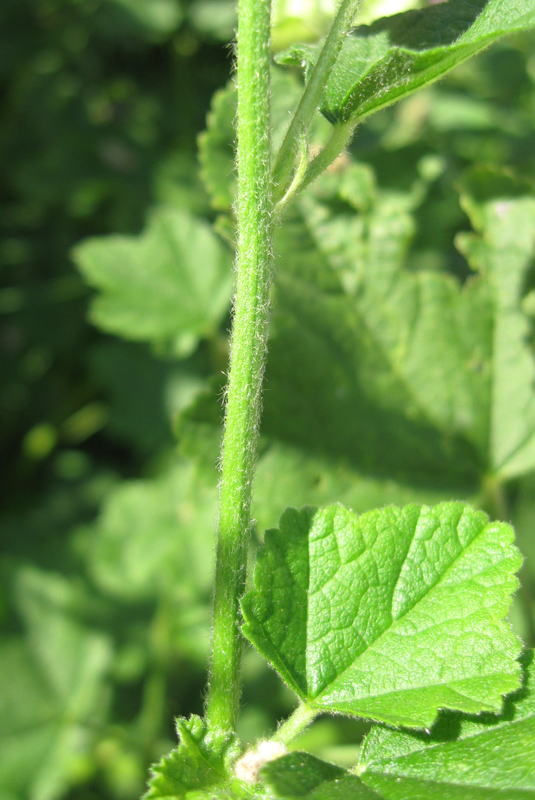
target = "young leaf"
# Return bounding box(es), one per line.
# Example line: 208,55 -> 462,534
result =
241,503 -> 522,728
358,650 -> 535,799
145,715 -> 255,799
73,208 -> 233,356
277,0 -> 535,125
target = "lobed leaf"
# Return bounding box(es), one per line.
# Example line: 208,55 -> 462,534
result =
73,208 -> 233,356
262,166 -> 535,490
241,502 -> 522,728
277,0 -> 535,124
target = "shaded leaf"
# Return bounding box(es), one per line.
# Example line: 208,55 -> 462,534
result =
198,83 -> 237,212
261,167 -> 535,493
252,441 -> 453,537
277,0 -> 535,124
198,68 -> 330,211
90,340 -> 177,454
264,166 -> 490,490
262,751 -> 382,799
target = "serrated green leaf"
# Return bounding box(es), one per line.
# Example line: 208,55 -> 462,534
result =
0,569 -> 111,800
261,751 -> 382,799
456,169 -> 535,479
277,0 -> 535,124
73,208 -> 233,356
358,650 -> 535,799
241,502 -> 522,728
145,715 -> 257,799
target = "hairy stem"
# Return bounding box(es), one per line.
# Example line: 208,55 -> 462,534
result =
205,0 -> 273,734
272,0 -> 363,202
272,703 -> 318,746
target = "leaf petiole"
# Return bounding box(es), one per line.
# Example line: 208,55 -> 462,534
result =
272,0 -> 363,203
272,703 -> 318,746
298,120 -> 354,195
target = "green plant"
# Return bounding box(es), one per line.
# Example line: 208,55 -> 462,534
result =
6,0 -> 532,798
107,0 -> 535,796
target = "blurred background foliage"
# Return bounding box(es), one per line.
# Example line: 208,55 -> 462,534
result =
1,1 -> 535,799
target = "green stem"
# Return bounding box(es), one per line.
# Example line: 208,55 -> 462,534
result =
272,703 -> 318,746
272,0 -> 363,202
205,0 -> 273,734
299,120 -> 354,195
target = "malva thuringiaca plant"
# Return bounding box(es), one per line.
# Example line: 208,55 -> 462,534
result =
72,0 -> 535,798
